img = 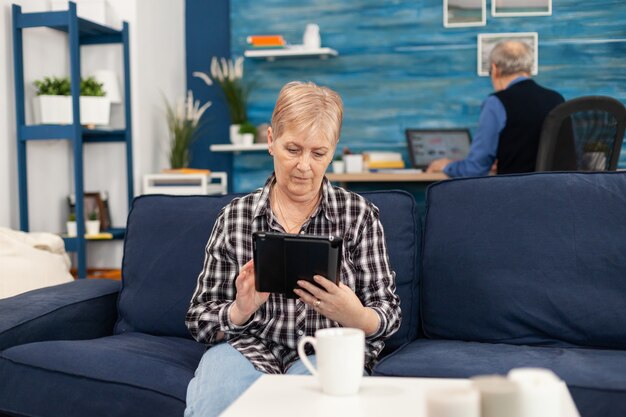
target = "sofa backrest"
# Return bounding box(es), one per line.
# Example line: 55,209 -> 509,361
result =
421,171 -> 626,349
115,191 -> 421,353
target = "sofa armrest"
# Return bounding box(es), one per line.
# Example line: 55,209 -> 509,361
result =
0,279 -> 120,351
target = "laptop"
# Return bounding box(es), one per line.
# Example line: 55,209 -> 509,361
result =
405,128 -> 472,169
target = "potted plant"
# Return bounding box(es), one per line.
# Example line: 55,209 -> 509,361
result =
33,75 -> 111,127
33,76 -> 72,124
238,121 -> 256,146
331,154 -> 345,174
66,212 -> 77,237
86,210 -> 101,235
582,141 -> 610,170
192,56 -> 252,144
79,76 -> 110,128
164,90 -> 212,169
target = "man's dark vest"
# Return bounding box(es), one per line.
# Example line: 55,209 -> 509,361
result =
493,79 -> 564,174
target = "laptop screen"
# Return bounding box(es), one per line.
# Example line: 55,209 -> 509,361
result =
405,129 -> 472,169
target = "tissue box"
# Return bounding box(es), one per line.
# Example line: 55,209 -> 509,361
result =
50,0 -> 121,29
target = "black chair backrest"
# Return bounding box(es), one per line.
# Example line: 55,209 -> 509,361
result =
536,96 -> 626,171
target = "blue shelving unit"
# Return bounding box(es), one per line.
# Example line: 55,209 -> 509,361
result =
12,2 -> 134,279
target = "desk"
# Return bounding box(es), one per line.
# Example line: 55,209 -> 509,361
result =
221,375 -> 581,417
326,172 -> 448,183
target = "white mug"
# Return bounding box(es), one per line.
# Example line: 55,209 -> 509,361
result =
297,327 -> 365,396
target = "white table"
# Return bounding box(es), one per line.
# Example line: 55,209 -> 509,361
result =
220,375 -> 580,417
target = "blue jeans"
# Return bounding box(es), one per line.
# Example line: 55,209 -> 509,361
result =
184,343 -> 317,417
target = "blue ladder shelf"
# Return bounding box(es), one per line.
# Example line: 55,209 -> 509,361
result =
12,2 -> 134,279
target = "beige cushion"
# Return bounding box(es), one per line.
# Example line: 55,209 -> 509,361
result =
0,227 -> 73,299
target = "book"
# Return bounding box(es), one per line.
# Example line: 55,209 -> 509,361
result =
367,160 -> 406,169
161,168 -> 211,175
246,35 -> 286,47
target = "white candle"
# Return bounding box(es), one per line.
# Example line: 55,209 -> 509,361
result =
471,375 -> 522,417
425,387 -> 480,417
508,368 -> 562,417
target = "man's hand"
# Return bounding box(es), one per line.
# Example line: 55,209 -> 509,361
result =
231,260 -> 270,326
426,158 -> 453,173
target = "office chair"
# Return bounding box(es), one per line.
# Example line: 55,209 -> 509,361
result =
535,96 -> 626,171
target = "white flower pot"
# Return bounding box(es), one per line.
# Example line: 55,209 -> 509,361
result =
86,220 -> 101,235
33,95 -> 111,126
582,152 -> 607,171
230,124 -> 242,145
332,160 -> 345,173
344,154 -> 364,173
241,133 -> 254,146
33,95 -> 73,125
80,96 -> 111,127
66,221 -> 77,237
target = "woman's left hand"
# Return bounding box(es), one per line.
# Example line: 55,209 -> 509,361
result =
294,276 -> 378,334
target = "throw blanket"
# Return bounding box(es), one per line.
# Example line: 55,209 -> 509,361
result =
0,227 -> 73,299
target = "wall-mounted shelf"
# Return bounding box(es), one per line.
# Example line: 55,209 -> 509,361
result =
244,46 -> 338,61
210,143 -> 269,152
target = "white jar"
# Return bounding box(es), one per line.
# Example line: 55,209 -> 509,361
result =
303,24 -> 321,49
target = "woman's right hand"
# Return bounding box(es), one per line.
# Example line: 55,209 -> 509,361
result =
230,259 -> 270,326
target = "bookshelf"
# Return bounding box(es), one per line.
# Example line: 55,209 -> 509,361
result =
12,2 -> 133,279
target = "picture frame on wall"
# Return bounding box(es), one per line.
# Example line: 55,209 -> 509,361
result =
444,0 -> 486,28
492,0 -> 552,17
477,32 -> 538,76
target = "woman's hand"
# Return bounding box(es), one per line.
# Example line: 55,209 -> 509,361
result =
294,276 -> 380,336
230,260 -> 270,326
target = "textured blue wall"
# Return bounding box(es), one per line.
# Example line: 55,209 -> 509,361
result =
224,0 -> 626,192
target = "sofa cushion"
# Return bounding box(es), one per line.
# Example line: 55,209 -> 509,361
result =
116,194 -> 236,338
361,191 -> 421,354
0,332 -> 205,417
421,172 -> 626,349
373,339 -> 626,417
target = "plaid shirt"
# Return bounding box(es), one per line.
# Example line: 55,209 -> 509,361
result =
186,175 -> 401,374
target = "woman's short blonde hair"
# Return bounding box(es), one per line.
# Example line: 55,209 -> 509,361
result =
271,81 -> 343,145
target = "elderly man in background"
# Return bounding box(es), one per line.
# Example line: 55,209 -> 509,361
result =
427,40 -> 565,177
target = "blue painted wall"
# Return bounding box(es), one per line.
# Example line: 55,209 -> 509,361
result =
186,0 -> 232,183
192,0 -> 626,192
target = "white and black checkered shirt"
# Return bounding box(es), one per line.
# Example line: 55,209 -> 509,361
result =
186,175 -> 401,374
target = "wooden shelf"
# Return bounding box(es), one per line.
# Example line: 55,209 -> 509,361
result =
244,46 -> 338,61
210,143 -> 269,152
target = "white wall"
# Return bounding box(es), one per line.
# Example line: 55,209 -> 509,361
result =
0,0 -> 186,268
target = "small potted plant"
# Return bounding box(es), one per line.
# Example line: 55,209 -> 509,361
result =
86,210 -> 101,235
33,76 -> 71,124
80,76 -> 110,128
192,56 -> 252,144
238,122 -> 256,146
33,75 -> 111,127
582,141 -> 610,171
66,212 -> 77,237
164,90 -> 212,169
331,154 -> 345,173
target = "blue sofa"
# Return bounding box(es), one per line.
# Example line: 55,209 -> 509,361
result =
1,172 -> 625,417
0,190 -> 420,417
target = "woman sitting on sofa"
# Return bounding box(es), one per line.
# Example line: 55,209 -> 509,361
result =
184,81 -> 401,416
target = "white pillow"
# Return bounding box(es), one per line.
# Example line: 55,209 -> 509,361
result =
0,227 -> 73,299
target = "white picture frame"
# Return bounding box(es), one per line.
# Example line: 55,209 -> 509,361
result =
477,32 -> 539,76
444,0 -> 486,28
492,0 -> 552,17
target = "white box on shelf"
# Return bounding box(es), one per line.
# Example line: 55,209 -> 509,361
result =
50,0 -> 122,29
142,172 -> 228,196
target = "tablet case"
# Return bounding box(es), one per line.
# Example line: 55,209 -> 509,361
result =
253,231 -> 342,298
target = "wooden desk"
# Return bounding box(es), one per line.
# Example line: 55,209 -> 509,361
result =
326,172 -> 448,183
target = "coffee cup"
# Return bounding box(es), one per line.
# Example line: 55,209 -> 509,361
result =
297,327 -> 365,396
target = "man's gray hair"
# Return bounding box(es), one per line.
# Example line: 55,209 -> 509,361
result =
489,40 -> 533,76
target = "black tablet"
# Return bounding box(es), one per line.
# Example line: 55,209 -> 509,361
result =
253,231 -> 342,298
